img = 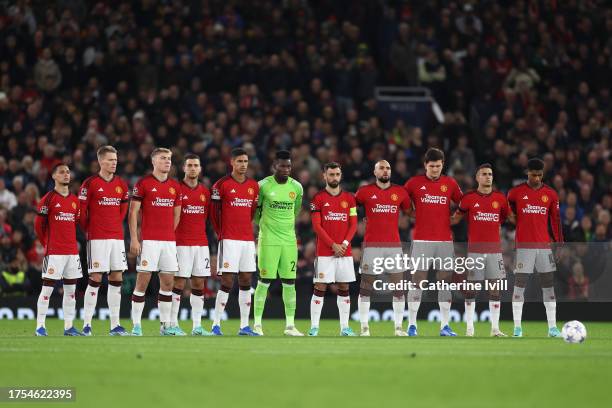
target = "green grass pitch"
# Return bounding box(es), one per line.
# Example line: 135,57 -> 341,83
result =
0,319 -> 610,408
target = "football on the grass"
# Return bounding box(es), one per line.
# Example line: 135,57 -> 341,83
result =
562,321 -> 587,344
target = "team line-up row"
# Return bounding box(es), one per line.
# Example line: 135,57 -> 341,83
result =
33,146 -> 563,339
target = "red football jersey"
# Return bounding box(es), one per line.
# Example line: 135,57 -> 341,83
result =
35,190 -> 80,255
404,175 -> 463,241
79,175 -> 129,240
210,175 -> 258,241
131,175 -> 182,241
507,183 -> 563,248
175,181 -> 210,246
458,190 -> 509,253
355,183 -> 410,245
310,190 -> 357,256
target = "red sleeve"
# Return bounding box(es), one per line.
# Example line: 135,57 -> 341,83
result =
210,181 -> 222,237
400,189 -> 411,211
35,196 -> 49,247
344,195 -> 358,242
251,182 -> 259,220
132,178 -> 144,201
451,178 -> 463,204
173,182 -> 182,207
458,194 -> 469,213
507,187 -> 516,213
120,179 -> 129,221
204,187 -> 211,222
311,211 -> 335,247
549,190 -> 563,243
403,178 -> 414,198
78,181 -> 89,232
499,195 -> 509,223
355,187 -> 364,205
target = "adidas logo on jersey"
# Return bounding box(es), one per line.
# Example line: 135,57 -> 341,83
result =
420,186 -> 426,190
324,202 -> 330,206
55,203 -> 61,207
230,189 -> 236,193
183,195 -> 188,200
98,188 -> 104,192
474,203 -> 480,207
371,195 -> 377,199
152,188 -> 157,192
522,195 -> 528,199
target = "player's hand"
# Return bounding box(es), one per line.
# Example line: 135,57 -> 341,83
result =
130,240 -> 141,257
332,243 -> 345,257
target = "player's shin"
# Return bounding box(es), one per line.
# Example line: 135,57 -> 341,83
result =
512,286 -> 525,328
358,292 -> 370,329
408,289 -> 422,328
190,288 -> 204,329
542,286 -> 557,329
62,281 -> 77,330
337,289 -> 351,330
171,287 -> 183,326
213,286 -> 230,326
464,291 -> 476,331
253,281 -> 270,327
310,288 -> 325,329
238,286 -> 252,328
489,299 -> 501,331
158,290 -> 173,328
131,291 -> 146,326
83,278 -> 101,327
392,293 -> 406,330
108,280 -> 122,329
438,290 -> 452,329
281,283 -> 297,327
36,282 -> 54,328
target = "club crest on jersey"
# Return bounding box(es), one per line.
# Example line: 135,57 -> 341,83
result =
115,186 -> 123,194
340,200 -> 348,208
391,193 -> 398,202
248,188 -> 255,195
169,187 -> 176,195
541,195 -> 549,203
289,191 -> 296,199
200,194 -> 206,202
440,184 -> 448,192
492,201 -> 499,209
72,202 -> 77,209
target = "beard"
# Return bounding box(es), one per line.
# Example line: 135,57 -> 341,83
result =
376,176 -> 390,183
327,181 -> 340,188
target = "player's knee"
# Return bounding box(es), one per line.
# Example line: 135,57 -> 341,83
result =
173,277 -> 186,290
89,273 -> 102,283
313,283 -> 327,293
280,278 -> 295,285
489,290 -> 500,301
539,272 -> 554,288
87,277 -> 102,287
42,279 -> 55,287
237,273 -> 252,287
63,278 -> 78,285
464,291 -> 476,300
514,273 -> 528,287
191,277 -> 205,290
260,278 -> 274,285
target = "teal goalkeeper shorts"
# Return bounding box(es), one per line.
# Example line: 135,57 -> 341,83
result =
257,245 -> 297,279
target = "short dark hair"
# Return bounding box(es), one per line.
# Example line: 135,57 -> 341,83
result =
183,153 -> 200,164
527,158 -> 545,171
51,163 -> 68,175
476,163 -> 493,174
424,148 -> 445,163
231,148 -> 247,158
96,145 -> 117,159
323,162 -> 341,171
275,150 -> 291,161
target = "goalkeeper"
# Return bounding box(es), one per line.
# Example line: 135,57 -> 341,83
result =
253,150 -> 304,336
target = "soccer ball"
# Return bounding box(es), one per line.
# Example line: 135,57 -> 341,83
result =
561,320 -> 587,344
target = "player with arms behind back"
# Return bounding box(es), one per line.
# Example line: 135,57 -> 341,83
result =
129,148 -> 182,336
169,153 -> 213,336
404,148 -> 463,337
309,162 -> 358,336
253,150 -> 304,336
34,164 -> 83,336
507,158 -> 563,338
79,146 -> 129,336
210,148 -> 260,336
356,160 -> 411,336
451,163 -> 509,337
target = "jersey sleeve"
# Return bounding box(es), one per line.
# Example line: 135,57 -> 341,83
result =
309,194 -> 320,213
254,179 -> 266,225
499,194 -> 509,223
120,179 -> 129,221
451,178 -> 463,204
400,188 -> 411,211
294,181 -> 303,218
210,180 -> 222,236
507,187 -> 517,213
348,194 -> 357,217
549,190 -> 563,243
355,187 -> 364,206
458,193 -> 469,213
35,194 -> 50,246
403,179 -> 413,199
132,178 -> 145,201
78,180 -> 90,231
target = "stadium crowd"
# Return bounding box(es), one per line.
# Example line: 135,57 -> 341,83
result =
0,1 -> 610,300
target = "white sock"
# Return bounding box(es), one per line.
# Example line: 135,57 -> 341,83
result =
36,285 -> 54,328
131,290 -> 145,326
337,295 -> 350,330
238,289 -> 252,328
62,284 -> 76,330
358,295 -> 370,328
190,292 -> 204,329
489,300 -> 501,330
438,290 -> 452,328
392,295 -> 405,329
408,289 -> 422,327
542,287 -> 557,328
159,290 -> 172,327
83,284 -> 99,327
465,299 -> 475,329
213,290 -> 229,326
171,289 -> 182,326
512,286 -> 525,328
107,283 -> 122,329
310,295 -> 324,328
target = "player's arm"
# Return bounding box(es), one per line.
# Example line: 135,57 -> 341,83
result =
506,189 -> 517,224
78,182 -> 89,232
128,199 -> 142,256
120,181 -> 129,221
500,197 -> 510,224
254,181 -> 264,225
210,184 -> 222,237
451,195 -> 468,225
173,184 -> 182,230
343,204 -> 358,250
403,180 -> 416,218
549,193 -> 563,243
294,183 -> 303,219
34,203 -> 48,247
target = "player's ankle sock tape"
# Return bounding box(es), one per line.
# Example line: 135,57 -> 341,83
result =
192,288 -> 203,297
220,285 -> 232,293
108,280 -> 122,287
42,279 -> 55,287
513,286 -> 525,301
172,287 -> 183,296
88,279 -> 102,288
131,291 -> 145,302
239,285 -> 251,291
63,278 -> 78,285
158,290 -> 172,302
359,289 -> 371,297
338,289 -> 349,297
409,289 -> 422,302
313,288 -> 326,297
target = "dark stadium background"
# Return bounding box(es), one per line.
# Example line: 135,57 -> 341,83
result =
0,0 -> 610,320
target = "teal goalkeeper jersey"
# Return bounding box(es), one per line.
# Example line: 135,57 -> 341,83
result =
255,175 -> 303,245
